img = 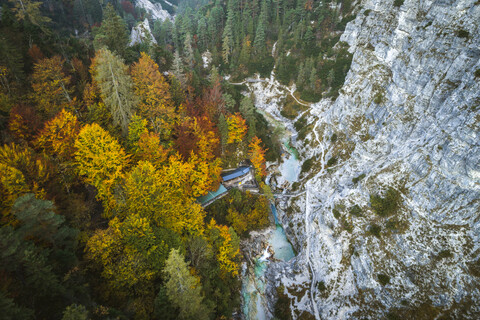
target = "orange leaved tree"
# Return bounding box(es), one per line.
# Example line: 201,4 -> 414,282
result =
248,136 -> 267,177
31,56 -> 72,117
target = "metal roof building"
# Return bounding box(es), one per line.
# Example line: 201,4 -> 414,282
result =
221,166 -> 250,182
197,184 -> 228,206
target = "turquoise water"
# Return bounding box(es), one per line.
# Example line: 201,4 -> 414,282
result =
242,137 -> 298,319
270,204 -> 295,261
271,225 -> 296,261
279,153 -> 301,183
242,204 -> 296,320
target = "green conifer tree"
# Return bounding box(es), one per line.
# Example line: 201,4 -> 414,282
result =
93,48 -> 137,135
164,249 -> 211,320
93,4 -> 129,58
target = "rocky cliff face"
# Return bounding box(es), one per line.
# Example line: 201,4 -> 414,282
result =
277,0 -> 480,318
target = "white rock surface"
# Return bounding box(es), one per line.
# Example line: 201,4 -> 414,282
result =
130,18 -> 157,46
134,0 -> 173,21
258,0 -> 480,318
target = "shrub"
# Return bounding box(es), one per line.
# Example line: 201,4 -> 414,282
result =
317,281 -> 326,291
437,249 -> 453,259
364,9 -> 371,16
274,286 -> 293,320
352,173 -> 366,184
378,273 -> 390,285
387,312 -> 401,320
369,223 -> 381,237
301,157 -> 314,173
386,219 -> 397,230
349,205 -> 362,216
373,91 -> 384,104
294,117 -> 307,132
474,69 -> 480,78
326,156 -> 338,167
370,187 -> 401,216
332,208 -> 340,219
330,133 -> 338,143
393,0 -> 404,7
457,29 -> 469,39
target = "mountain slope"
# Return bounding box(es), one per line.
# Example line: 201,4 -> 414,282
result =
281,0 -> 480,318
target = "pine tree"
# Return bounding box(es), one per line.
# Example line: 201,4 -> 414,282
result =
93,3 -> 129,58
171,50 -> 186,86
239,96 -> 256,140
8,0 -> 51,31
254,0 -> 268,54
184,33 -> 195,68
164,249 -> 211,320
222,0 -> 235,64
92,48 -> 137,135
253,21 -> 266,54
0,194 -> 78,318
309,65 -> 317,92
0,36 -> 24,93
218,113 -> 228,152
197,17 -> 208,50
297,62 -> 306,89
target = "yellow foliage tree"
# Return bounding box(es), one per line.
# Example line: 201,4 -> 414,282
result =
131,52 -> 176,139
31,56 -> 72,117
135,132 -> 169,167
127,114 -> 148,151
207,219 -> 240,277
74,123 -> 129,215
0,163 -> 29,223
0,144 -> 50,222
227,113 -> 247,143
186,117 -> 223,197
87,214 -> 170,291
124,159 -> 205,235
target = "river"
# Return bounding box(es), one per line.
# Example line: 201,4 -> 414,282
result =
240,142 -> 300,319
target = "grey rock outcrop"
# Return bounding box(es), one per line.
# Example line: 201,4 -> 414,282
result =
284,0 -> 480,318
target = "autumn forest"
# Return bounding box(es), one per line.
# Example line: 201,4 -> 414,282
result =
0,0 -> 282,319
0,0 -> 360,317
